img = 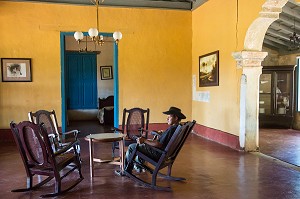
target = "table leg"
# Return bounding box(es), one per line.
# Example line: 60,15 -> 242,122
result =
119,138 -> 125,172
89,138 -> 94,178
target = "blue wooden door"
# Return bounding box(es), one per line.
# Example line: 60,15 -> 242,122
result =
66,52 -> 97,109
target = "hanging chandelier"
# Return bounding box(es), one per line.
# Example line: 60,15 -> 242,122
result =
288,17 -> 300,51
74,0 -> 122,47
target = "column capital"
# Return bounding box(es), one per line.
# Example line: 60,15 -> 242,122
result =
232,51 -> 268,68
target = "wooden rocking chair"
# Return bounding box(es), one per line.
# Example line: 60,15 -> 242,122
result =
10,121 -> 83,198
28,110 -> 80,154
113,107 -> 150,156
124,120 -> 196,191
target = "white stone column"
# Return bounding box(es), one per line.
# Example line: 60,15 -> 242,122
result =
232,51 -> 268,151
232,0 -> 288,151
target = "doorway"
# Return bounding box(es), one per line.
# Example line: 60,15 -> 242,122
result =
60,32 -> 119,133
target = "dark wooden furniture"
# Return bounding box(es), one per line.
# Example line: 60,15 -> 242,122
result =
98,96 -> 114,125
10,121 -> 83,198
259,65 -> 295,128
28,110 -> 80,154
124,120 -> 196,191
113,108 -> 150,156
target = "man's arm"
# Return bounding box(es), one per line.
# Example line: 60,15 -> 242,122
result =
136,137 -> 163,149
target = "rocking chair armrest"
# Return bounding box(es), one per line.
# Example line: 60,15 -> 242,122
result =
59,130 -> 79,140
64,129 -> 79,135
58,129 -> 79,136
54,140 -> 78,156
48,133 -> 56,139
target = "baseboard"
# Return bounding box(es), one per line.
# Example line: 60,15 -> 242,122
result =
0,127 -> 63,143
0,129 -> 14,143
193,124 -> 240,150
1,123 -> 241,150
149,123 -> 240,150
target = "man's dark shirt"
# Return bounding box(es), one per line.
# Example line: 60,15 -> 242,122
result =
157,124 -> 179,149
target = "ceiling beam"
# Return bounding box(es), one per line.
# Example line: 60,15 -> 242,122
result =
10,0 -> 194,10
264,38 -> 288,50
269,21 -> 296,34
266,28 -> 291,41
264,35 -> 289,46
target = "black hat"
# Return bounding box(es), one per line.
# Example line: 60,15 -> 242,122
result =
163,107 -> 186,119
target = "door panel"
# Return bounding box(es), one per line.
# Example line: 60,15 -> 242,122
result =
66,53 -> 97,109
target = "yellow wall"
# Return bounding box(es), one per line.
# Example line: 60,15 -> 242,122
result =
191,0 -> 266,136
0,1 -> 192,128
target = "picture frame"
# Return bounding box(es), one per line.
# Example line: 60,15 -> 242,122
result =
100,66 -> 113,80
199,50 -> 219,87
1,58 -> 32,82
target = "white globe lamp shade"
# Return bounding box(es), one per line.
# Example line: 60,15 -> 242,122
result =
113,31 -> 122,42
74,31 -> 84,41
88,28 -> 98,38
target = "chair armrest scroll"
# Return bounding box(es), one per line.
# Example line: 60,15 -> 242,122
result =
59,129 -> 79,140
63,129 -> 79,135
54,140 -> 79,156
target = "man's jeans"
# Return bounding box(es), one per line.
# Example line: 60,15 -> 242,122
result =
125,143 -> 161,172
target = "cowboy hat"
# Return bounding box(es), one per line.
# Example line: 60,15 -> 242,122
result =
163,106 -> 186,119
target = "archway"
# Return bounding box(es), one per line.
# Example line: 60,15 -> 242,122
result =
233,0 -> 290,151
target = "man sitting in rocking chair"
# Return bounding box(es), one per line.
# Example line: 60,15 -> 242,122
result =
120,106 -> 186,174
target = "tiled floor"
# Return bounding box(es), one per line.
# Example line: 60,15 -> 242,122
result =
259,128 -> 300,167
1,121 -> 300,198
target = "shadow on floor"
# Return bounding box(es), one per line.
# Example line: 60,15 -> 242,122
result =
67,120 -> 114,138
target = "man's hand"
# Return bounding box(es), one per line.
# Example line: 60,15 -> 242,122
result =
136,137 -> 146,144
136,137 -> 163,149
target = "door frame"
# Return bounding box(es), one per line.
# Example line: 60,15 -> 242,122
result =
60,32 -> 119,131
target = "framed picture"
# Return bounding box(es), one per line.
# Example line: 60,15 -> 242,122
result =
1,58 -> 32,82
199,50 -> 219,87
100,66 -> 113,80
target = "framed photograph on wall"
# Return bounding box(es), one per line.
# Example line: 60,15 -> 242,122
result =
100,66 -> 113,80
1,58 -> 32,82
199,50 -> 219,87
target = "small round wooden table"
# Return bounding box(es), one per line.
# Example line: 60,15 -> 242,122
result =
84,133 -> 125,178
